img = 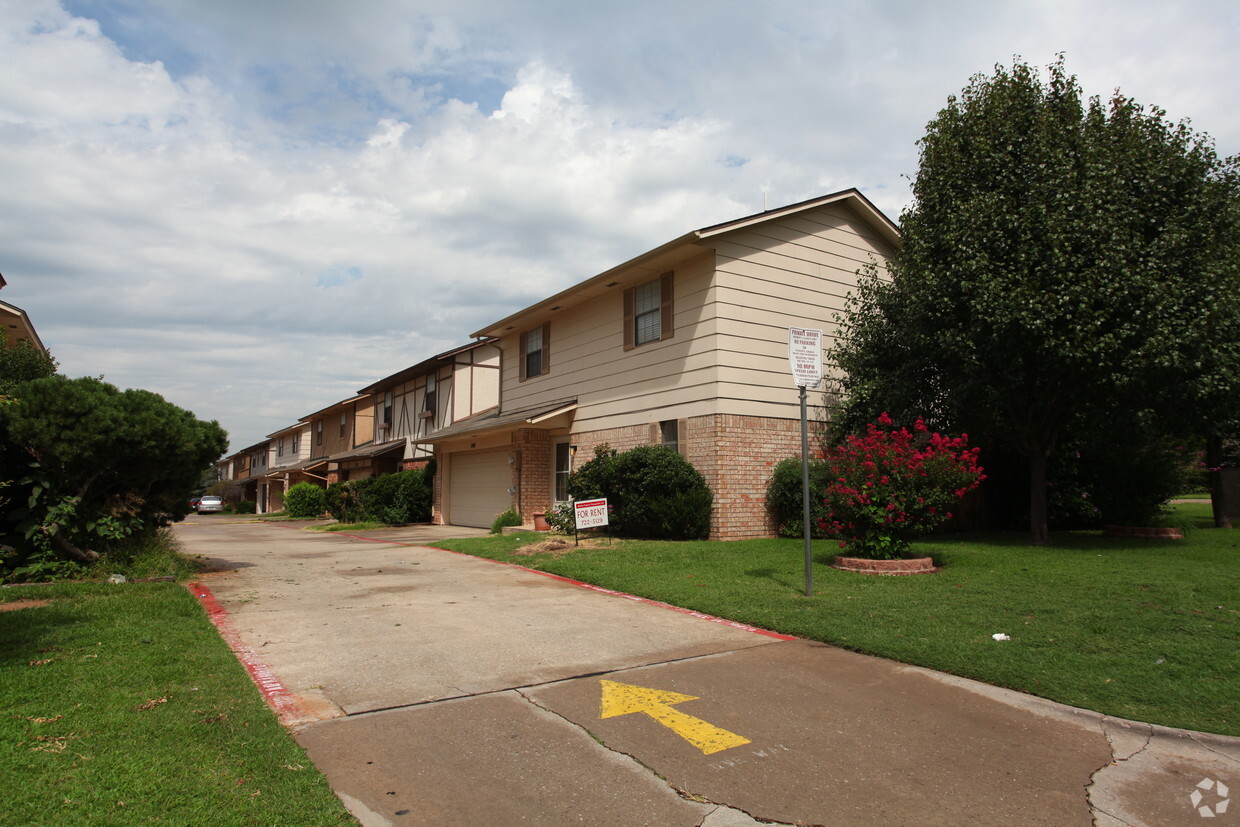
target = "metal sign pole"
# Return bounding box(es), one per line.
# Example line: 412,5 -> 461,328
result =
788,326 -> 823,599
800,384 -> 813,597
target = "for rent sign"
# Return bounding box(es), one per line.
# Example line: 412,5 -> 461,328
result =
574,498 -> 609,530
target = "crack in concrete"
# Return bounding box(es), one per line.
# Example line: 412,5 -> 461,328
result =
337,647 -> 767,719
1086,718 -> 1153,826
512,687 -> 798,827
1188,732 -> 1240,767
1100,717 -> 1154,764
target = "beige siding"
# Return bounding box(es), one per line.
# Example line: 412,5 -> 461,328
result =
708,203 -> 891,420
499,251 -> 718,432
494,203 -> 892,434
453,344 -> 501,422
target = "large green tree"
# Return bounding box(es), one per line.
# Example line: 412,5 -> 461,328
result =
0,376 -> 228,563
832,58 -> 1240,544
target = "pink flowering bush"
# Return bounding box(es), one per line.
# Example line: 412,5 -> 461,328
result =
820,413 -> 985,560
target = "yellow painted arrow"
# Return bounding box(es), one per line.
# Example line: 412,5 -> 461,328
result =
599,679 -> 750,755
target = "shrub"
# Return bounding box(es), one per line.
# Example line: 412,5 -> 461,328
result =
766,456 -> 837,538
362,469 -> 431,525
325,470 -> 431,525
284,482 -> 326,518
234,499 -> 256,514
490,509 -> 522,534
544,501 -> 576,533
325,480 -> 367,523
567,444 -> 712,539
821,413 -> 985,559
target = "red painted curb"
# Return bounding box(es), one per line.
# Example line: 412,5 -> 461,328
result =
327,532 -> 797,642
187,580 -> 309,727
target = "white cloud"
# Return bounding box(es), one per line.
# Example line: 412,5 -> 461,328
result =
4,0 -> 1240,451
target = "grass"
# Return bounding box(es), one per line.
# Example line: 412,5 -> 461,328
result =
0,581 -> 354,825
431,515 -> 1239,737
306,521 -> 386,532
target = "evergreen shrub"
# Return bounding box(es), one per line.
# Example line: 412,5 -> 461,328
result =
284,482 -> 326,518
567,444 -> 712,539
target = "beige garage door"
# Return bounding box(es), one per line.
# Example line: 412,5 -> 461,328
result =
448,449 -> 513,528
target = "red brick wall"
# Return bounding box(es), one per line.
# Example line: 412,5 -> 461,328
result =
572,424 -> 651,456
514,428 -> 551,523
430,446 -> 444,524
693,414 -> 806,540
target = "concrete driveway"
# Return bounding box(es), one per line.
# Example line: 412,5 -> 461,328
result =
175,519 -> 1240,826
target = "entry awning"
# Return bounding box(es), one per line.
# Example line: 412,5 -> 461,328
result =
326,438 -> 408,463
258,458 -> 328,480
414,399 -> 577,445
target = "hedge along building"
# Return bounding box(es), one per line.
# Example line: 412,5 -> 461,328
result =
417,190 -> 899,539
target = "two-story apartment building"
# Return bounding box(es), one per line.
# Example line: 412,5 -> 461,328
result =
255,422 -> 323,514
419,189 -> 899,538
356,338 -> 502,468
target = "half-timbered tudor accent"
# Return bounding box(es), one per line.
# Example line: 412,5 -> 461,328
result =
297,394 -> 377,484
418,190 -> 899,538
355,339 -> 502,474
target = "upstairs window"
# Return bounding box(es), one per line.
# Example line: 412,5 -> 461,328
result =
339,412 -> 347,438
277,438 -> 284,457
292,434 -> 301,454
520,323 -> 550,380
424,374 -> 437,414
383,392 -> 393,426
634,280 -> 662,345
315,420 -> 323,446
624,272 -> 674,350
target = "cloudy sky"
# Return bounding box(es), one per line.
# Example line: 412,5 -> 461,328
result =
3,0 -> 1238,453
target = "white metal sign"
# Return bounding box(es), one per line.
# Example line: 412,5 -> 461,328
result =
574,498 -> 610,530
788,327 -> 824,388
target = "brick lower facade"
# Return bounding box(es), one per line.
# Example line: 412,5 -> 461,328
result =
572,413 -> 818,540
429,412 -> 820,537
514,428 -> 551,520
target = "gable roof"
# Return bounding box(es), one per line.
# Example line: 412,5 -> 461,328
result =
298,394 -> 371,423
357,338 -> 498,395
470,188 -> 899,340
0,299 -> 47,354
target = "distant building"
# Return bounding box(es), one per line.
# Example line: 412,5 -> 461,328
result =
0,274 -> 48,354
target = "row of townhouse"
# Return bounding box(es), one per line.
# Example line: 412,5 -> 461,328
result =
215,189 -> 899,539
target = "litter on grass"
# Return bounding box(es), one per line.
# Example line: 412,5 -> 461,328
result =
992,633 -> 1011,641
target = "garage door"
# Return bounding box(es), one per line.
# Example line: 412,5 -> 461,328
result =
448,449 -> 513,528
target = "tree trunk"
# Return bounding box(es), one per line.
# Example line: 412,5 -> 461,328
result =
1206,435 -> 1233,529
49,531 -> 99,563
1029,449 -> 1051,546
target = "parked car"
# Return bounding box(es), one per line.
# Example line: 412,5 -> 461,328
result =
196,495 -> 224,513
189,496 -> 201,511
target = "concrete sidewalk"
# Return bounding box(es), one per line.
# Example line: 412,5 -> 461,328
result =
176,521 -> 1239,826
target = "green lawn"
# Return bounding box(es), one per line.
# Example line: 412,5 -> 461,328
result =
0,582 -> 354,825
432,515 -> 1239,737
